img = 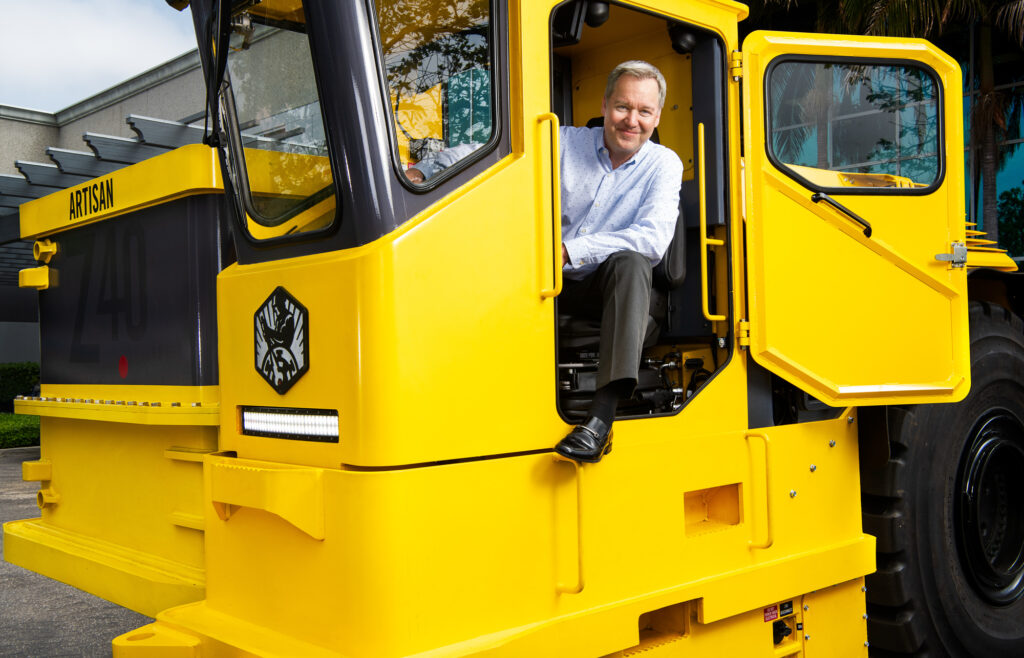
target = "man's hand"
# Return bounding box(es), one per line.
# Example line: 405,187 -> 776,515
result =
406,168 -> 425,184
562,243 -> 569,267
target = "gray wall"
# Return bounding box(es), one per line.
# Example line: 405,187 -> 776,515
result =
0,109 -> 57,176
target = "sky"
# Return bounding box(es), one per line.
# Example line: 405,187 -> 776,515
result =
0,0 -> 197,113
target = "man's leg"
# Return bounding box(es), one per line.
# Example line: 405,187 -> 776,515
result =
556,251 -> 652,463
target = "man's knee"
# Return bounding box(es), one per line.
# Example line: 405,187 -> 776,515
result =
603,250 -> 652,287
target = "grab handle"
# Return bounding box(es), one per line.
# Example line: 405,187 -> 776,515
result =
555,456 -> 585,593
746,432 -> 774,549
538,113 -> 563,299
697,123 -> 725,322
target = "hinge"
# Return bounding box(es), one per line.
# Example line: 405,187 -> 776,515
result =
935,241 -> 968,268
729,51 -> 743,82
738,319 -> 751,348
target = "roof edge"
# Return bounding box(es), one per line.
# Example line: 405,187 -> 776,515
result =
0,106 -> 58,127
54,49 -> 202,126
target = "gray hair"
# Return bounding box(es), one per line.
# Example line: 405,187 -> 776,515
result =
604,60 -> 667,109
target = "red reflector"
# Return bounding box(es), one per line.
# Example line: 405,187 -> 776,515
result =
118,355 -> 128,379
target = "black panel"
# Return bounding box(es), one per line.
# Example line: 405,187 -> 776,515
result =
38,194 -> 229,386
552,54 -> 574,127
0,286 -> 38,322
0,212 -> 20,244
747,356 -> 775,429
660,232 -> 714,340
685,36 -> 726,228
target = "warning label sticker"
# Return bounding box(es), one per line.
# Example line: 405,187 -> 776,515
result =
764,605 -> 779,622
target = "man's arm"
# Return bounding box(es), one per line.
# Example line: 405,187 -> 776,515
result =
406,143 -> 482,183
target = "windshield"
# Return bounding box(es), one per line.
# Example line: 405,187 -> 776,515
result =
224,3 -> 336,241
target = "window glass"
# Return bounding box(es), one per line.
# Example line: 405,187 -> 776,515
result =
768,61 -> 941,189
374,0 -> 494,183
225,12 -> 336,241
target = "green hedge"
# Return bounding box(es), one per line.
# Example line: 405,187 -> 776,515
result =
0,362 -> 40,413
0,413 -> 40,449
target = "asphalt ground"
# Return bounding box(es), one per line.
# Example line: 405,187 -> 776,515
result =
0,446 -> 151,657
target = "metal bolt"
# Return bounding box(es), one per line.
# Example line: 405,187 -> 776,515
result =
865,641 -> 870,647
790,490 -> 797,498
829,440 -> 836,448
848,415 -> 855,424
862,586 -> 867,592
810,464 -> 817,472
804,634 -> 811,641
804,605 -> 810,611
718,337 -> 726,348
863,614 -> 869,620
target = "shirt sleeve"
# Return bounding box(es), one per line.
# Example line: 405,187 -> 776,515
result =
411,143 -> 483,180
563,150 -> 683,272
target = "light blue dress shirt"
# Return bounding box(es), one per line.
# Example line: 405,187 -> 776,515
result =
560,126 -> 683,279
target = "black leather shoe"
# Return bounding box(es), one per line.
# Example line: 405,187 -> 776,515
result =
554,417 -> 613,463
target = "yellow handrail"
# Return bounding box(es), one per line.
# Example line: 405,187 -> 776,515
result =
698,123 -> 726,322
538,112 -> 563,299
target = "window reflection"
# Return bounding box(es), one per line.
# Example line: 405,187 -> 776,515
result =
374,0 -> 494,182
769,61 -> 941,189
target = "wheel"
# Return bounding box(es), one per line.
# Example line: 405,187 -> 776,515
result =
861,301 -> 1024,657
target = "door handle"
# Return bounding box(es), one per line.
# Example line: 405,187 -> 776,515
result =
811,192 -> 873,238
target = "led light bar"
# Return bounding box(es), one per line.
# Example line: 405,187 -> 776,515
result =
240,406 -> 339,443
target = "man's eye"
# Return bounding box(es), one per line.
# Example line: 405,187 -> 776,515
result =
640,110 -> 652,117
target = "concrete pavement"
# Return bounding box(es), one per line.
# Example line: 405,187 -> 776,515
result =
0,446 -> 151,657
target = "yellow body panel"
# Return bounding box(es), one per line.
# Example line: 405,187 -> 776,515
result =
4,409 -> 215,616
113,411 -> 872,657
18,144 -> 222,239
741,32 -> 972,406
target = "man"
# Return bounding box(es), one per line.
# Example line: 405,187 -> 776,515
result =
554,60 -> 682,463
408,61 -> 681,464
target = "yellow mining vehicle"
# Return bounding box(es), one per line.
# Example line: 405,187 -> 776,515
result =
5,0 -> 1024,656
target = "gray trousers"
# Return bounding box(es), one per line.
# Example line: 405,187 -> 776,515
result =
559,250 -> 653,389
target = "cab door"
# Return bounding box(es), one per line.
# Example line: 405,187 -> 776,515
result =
741,32 -> 970,406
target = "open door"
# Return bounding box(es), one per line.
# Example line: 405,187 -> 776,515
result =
741,32 -> 970,406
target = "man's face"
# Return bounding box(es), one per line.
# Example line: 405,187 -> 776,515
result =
601,75 -> 662,163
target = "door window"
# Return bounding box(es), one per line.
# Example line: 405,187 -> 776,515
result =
767,60 -> 941,190
373,0 -> 496,183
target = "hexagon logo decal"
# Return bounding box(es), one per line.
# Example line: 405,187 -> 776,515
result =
254,287 -> 308,394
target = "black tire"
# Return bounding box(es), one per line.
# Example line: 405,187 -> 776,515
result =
862,301 -> 1024,657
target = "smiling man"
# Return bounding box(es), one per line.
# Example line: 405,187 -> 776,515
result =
554,60 -> 683,464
